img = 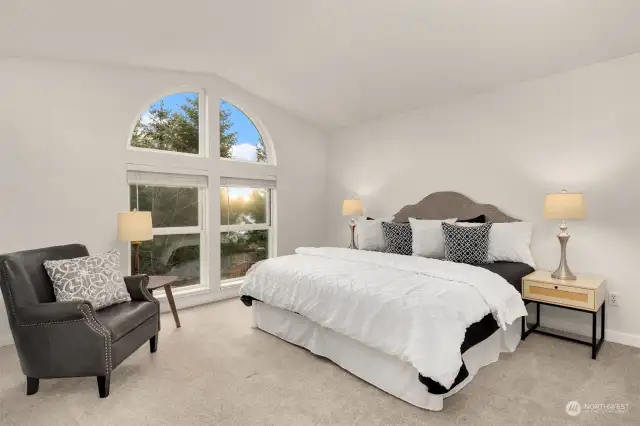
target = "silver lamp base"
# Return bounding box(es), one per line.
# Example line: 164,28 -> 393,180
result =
551,222 -> 576,280
348,218 -> 357,249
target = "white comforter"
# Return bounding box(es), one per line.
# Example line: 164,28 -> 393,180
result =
240,247 -> 527,388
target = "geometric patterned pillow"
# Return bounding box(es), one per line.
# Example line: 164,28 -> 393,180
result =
382,222 -> 413,256
43,249 -> 131,310
442,222 -> 493,264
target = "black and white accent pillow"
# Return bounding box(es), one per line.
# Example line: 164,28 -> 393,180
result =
382,222 -> 413,256
44,250 -> 131,310
442,222 -> 493,264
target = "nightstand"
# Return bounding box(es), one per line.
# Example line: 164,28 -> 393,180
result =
521,270 -> 606,359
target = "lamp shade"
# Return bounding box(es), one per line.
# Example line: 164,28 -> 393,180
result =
118,211 -> 153,242
342,199 -> 363,216
544,192 -> 585,220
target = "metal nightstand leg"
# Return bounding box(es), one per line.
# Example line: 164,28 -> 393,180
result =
592,303 -> 605,359
521,301 -> 540,340
521,300 -> 605,359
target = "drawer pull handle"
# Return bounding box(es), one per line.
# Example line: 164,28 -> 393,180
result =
554,286 -> 558,289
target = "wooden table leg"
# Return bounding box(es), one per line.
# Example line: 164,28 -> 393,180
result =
164,284 -> 181,328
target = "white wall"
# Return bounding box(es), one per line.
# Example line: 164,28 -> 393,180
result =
0,57 -> 327,345
327,53 -> 640,347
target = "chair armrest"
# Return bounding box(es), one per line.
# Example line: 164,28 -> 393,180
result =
16,301 -> 92,325
124,275 -> 155,302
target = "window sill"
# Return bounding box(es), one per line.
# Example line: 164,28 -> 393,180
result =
220,279 -> 244,289
152,284 -> 209,299
153,283 -> 240,314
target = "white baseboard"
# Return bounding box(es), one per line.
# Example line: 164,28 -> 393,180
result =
603,329 -> 640,348
0,333 -> 14,347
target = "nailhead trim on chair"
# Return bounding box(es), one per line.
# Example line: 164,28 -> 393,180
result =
140,276 -> 157,305
20,319 -> 84,327
1,263 -> 18,321
80,305 -> 112,373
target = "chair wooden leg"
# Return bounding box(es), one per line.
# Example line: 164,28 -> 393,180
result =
97,375 -> 110,398
150,334 -> 158,353
26,377 -> 39,395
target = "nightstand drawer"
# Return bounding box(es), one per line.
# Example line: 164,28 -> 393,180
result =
523,280 -> 595,310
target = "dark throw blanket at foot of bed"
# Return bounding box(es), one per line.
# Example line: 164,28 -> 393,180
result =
420,262 -> 533,393
418,312 -> 499,394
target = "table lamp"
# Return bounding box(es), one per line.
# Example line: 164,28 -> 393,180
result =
118,210 -> 152,275
342,199 -> 363,249
544,190 -> 585,280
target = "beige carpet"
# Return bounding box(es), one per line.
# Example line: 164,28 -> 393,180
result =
0,299 -> 638,425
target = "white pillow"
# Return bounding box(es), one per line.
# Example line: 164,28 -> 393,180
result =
356,217 -> 394,251
487,222 -> 535,268
409,217 -> 457,258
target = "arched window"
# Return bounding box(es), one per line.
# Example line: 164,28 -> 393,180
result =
131,91 -> 202,155
219,100 -> 267,163
125,92 -> 276,293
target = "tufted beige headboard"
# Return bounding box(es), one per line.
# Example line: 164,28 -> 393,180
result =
392,191 -> 519,223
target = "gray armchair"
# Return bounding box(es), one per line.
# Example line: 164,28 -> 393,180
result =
0,244 -> 160,398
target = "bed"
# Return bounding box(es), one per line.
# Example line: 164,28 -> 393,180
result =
240,192 -> 534,411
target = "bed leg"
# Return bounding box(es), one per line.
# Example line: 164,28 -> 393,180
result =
251,303 -> 258,329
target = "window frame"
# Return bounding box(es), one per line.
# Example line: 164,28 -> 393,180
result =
127,88 -> 209,158
124,92 -> 278,304
219,184 -> 274,286
127,170 -> 210,294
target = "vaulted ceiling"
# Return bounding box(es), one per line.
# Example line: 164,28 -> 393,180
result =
2,0 -> 640,129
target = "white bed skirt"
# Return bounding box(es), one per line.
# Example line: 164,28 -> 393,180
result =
252,301 -> 521,411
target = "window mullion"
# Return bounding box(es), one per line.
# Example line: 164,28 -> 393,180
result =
266,189 -> 271,227
198,187 -> 203,231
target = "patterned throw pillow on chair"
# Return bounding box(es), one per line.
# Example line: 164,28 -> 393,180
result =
44,250 -> 131,310
442,222 -> 493,264
382,222 -> 413,256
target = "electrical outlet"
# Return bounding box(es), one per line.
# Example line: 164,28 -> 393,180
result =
608,292 -> 619,306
